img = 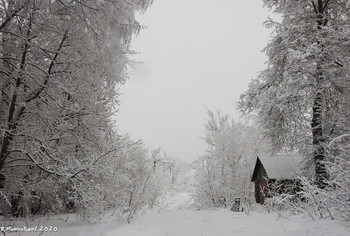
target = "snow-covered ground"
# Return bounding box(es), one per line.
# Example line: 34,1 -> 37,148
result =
105,209 -> 349,236
2,192 -> 349,236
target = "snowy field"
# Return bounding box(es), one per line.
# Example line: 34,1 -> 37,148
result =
2,192 -> 349,236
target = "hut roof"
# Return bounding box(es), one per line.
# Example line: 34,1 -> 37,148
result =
252,154 -> 303,180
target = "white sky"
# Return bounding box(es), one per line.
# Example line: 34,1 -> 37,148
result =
116,0 -> 274,163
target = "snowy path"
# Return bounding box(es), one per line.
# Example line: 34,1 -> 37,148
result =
102,193 -> 348,236
4,192 -> 349,236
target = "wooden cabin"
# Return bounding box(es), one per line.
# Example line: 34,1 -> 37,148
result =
251,154 -> 302,204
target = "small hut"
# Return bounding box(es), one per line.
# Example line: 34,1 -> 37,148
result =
251,154 -> 303,204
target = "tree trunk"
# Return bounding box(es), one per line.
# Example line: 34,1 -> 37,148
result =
311,92 -> 328,188
312,0 -> 329,188
0,0 -> 15,173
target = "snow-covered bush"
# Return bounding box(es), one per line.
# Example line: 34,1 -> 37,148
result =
75,138 -> 175,222
266,169 -> 350,221
266,137 -> 350,221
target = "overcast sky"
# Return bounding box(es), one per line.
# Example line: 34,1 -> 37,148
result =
116,0 -> 274,163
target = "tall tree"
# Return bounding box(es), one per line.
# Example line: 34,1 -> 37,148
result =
239,0 -> 350,187
193,109 -> 270,208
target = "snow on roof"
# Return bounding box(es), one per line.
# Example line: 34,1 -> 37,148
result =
258,153 -> 303,179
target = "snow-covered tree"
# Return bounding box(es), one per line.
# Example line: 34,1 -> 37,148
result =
193,109 -> 270,209
0,0 -> 153,218
239,0 -> 350,187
